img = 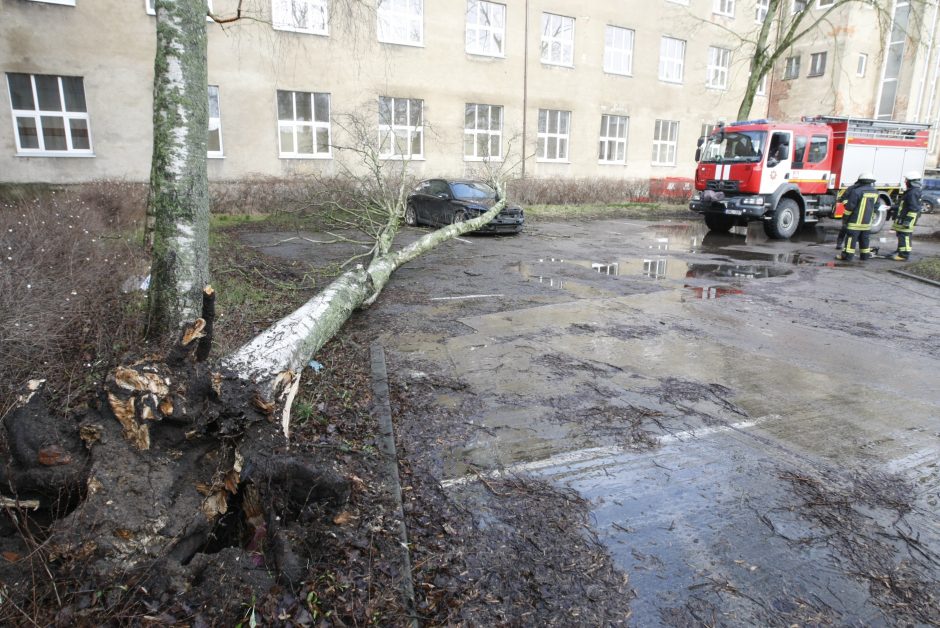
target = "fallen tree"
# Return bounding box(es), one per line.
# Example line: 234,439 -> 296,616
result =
0,198 -> 505,600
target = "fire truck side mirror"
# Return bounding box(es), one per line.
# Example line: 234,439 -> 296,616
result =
696,137 -> 705,148
695,147 -> 702,162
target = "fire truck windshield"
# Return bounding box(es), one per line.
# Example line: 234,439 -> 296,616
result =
700,130 -> 767,164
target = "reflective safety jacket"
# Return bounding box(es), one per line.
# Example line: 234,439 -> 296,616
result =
842,183 -> 879,231
894,184 -> 922,233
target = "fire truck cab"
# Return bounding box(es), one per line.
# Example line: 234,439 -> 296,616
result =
689,116 -> 930,239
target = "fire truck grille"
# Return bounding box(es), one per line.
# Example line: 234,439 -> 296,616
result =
706,180 -> 740,192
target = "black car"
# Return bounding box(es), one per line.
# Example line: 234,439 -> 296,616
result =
405,179 -> 524,233
921,178 -> 939,213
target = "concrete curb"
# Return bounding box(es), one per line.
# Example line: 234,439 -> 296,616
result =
370,342 -> 419,628
889,268 -> 940,288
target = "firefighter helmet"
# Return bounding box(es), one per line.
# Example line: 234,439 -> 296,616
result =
857,172 -> 876,182
904,171 -> 922,182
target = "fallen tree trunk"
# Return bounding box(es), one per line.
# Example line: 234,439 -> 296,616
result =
0,201 -> 505,599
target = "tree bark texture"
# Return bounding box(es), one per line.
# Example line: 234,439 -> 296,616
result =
146,0 -> 211,337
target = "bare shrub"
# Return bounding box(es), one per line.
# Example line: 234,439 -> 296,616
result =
209,177 -> 316,215
0,187 -> 149,419
508,177 -> 651,205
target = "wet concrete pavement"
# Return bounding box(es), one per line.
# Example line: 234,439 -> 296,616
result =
246,213 -> 940,625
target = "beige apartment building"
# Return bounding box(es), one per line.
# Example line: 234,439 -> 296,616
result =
2,0 -> 940,186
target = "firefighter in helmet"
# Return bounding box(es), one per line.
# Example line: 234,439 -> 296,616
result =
889,171 -> 923,261
836,171 -> 879,261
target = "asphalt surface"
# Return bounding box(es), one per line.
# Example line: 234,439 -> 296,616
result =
245,213 -> 940,625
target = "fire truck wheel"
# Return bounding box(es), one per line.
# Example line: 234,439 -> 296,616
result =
764,198 -> 800,239
704,213 -> 736,233
869,201 -> 887,233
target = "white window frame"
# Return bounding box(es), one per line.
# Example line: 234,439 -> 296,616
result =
466,0 -> 506,57
784,55 -> 801,79
272,0 -> 329,36
756,73 -> 768,96
464,103 -> 503,161
792,0 -> 808,13
277,89 -> 332,159
857,53 -> 868,77
809,51 -> 827,77
28,0 -> 75,5
755,0 -> 769,22
659,36 -> 686,84
604,25 -> 635,76
146,0 -> 214,19
378,96 -> 424,159
652,119 -> 679,166
666,0 -> 690,4
817,0 -> 835,7
706,46 -> 731,89
713,0 -> 735,18
7,73 -> 93,156
537,109 -> 571,162
377,0 -> 424,47
208,85 -> 223,158
598,114 -> 628,165
540,13 -> 575,67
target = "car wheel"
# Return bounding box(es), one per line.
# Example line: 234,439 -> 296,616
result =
922,199 -> 936,214
704,213 -> 736,233
452,210 -> 467,225
404,203 -> 418,226
763,198 -> 800,239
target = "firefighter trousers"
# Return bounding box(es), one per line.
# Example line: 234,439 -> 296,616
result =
842,229 -> 871,261
893,215 -> 919,259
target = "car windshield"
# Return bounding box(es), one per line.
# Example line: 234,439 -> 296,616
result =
450,181 -> 496,200
699,131 -> 767,164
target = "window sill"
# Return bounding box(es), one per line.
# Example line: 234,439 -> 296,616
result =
604,70 -> 633,78
705,85 -> 728,91
273,25 -> 330,37
28,0 -> 75,5
466,51 -> 506,59
536,159 -> 571,164
807,73 -> 825,78
379,156 -> 425,161
16,151 -> 94,157
598,161 -> 627,166
378,39 -> 424,48
279,154 -> 333,160
464,157 -> 504,163
659,78 -> 684,85
651,163 -> 678,167
208,153 -> 225,159
713,12 -> 734,18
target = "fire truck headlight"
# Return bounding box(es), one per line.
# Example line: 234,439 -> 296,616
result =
741,196 -> 764,206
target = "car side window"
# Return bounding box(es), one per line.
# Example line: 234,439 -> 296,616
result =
414,181 -> 430,194
793,136 -> 809,166
429,180 -> 450,196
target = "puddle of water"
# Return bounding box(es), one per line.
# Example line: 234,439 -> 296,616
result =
685,263 -> 793,279
682,284 -> 744,300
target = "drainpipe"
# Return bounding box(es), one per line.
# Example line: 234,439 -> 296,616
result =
521,0 -> 530,179
913,0 -> 939,121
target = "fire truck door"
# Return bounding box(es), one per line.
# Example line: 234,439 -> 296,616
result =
764,131 -> 792,191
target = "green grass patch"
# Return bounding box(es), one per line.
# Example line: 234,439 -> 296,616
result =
902,256 -> 940,282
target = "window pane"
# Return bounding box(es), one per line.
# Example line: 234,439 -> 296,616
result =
35,75 -> 62,112
316,127 -> 330,152
295,93 -> 312,122
465,104 -> 475,127
279,126 -> 295,153
379,96 -> 392,124
537,136 -> 545,157
490,135 -> 500,156
411,129 -> 422,155
41,115 -> 68,150
538,109 -> 547,132
477,134 -> 488,156
314,92 -> 330,122
69,118 -> 90,149
410,100 -> 422,126
490,107 -> 501,130
62,77 -> 86,112
547,136 -> 557,159
208,128 -> 221,153
297,125 -> 314,153
277,91 -> 293,120
208,86 -> 220,117
394,99 -> 408,125
16,117 -> 39,149
464,134 -> 474,156
8,74 -> 35,110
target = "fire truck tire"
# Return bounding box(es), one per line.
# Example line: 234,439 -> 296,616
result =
764,198 -> 800,239
869,201 -> 887,234
704,213 -> 736,232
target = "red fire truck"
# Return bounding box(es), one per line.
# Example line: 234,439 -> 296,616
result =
689,116 -> 930,239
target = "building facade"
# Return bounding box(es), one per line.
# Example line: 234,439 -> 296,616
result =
2,0 -> 940,186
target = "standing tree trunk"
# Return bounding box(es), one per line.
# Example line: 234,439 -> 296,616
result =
146,0 -> 210,337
